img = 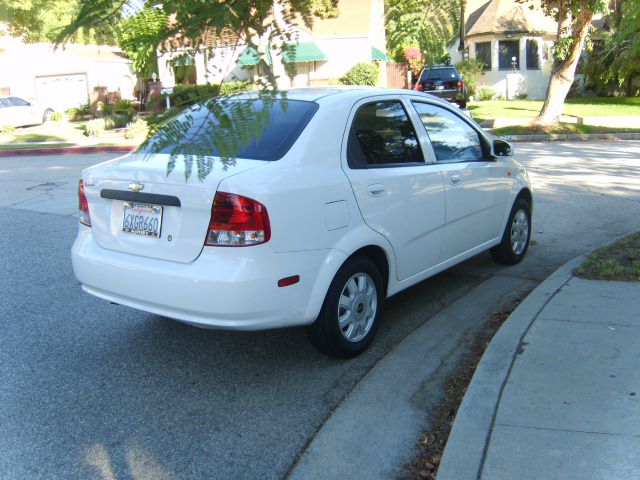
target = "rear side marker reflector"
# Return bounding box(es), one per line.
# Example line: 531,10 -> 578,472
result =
278,276 -> 300,287
78,179 -> 91,227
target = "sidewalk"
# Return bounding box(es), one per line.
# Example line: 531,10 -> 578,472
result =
437,257 -> 640,479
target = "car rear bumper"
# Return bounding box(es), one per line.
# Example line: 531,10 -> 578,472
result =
424,89 -> 464,102
72,227 -> 345,330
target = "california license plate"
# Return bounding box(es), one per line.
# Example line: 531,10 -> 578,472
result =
436,85 -> 444,90
122,202 -> 163,238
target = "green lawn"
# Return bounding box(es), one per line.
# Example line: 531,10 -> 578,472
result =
0,120 -> 143,150
493,123 -> 640,136
575,231 -> 640,281
470,97 -> 640,121
0,121 -> 88,144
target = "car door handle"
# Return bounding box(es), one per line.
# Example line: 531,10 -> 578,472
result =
367,184 -> 386,196
450,175 -> 461,185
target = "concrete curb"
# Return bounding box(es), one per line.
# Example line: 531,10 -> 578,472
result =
0,145 -> 136,157
501,133 -> 640,142
436,256 -> 584,480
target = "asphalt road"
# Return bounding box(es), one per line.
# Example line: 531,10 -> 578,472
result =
1,142 -> 639,479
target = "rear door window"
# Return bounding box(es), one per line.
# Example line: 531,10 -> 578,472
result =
347,100 -> 424,168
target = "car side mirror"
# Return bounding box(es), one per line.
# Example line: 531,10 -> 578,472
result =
492,139 -> 513,158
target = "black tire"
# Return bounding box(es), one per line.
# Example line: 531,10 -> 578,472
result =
458,99 -> 467,109
307,256 -> 384,358
42,109 -> 53,123
490,197 -> 531,265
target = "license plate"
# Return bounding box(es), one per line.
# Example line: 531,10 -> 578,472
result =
436,85 -> 444,90
122,202 -> 163,238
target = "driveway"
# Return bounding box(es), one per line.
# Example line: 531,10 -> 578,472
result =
1,142 -> 639,479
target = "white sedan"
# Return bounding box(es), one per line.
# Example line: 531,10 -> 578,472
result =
0,96 -> 53,127
72,87 -> 532,358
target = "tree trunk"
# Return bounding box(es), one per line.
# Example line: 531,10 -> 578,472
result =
533,7 -> 594,126
458,0 -> 466,52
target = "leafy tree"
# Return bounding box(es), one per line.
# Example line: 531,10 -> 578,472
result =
521,0 -> 608,125
0,0 -> 115,43
56,1 -> 343,179
385,0 -> 461,65
586,0 -> 640,94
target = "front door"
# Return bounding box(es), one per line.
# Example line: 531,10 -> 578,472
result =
410,100 -> 512,261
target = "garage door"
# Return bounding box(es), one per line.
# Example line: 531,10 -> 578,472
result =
35,74 -> 89,111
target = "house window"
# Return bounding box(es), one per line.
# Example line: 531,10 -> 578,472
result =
475,42 -> 491,71
526,39 -> 540,70
498,40 -> 520,70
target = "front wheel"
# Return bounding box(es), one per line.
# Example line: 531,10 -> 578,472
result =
307,256 -> 384,358
490,197 -> 531,265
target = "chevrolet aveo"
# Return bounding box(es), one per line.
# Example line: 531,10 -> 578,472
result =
72,87 -> 532,358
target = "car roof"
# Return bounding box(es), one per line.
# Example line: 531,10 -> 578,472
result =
231,86 -> 442,103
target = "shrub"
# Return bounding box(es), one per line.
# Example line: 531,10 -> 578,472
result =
1,124 -> 16,134
475,86 -> 498,101
219,80 -> 253,96
102,113 -> 131,130
146,106 -> 184,127
455,59 -> 485,98
85,119 -> 105,137
170,83 -> 220,107
125,118 -> 148,139
113,99 -> 136,116
340,63 -> 379,86
49,111 -> 64,122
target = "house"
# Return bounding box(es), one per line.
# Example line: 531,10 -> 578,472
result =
157,0 -> 389,90
0,29 -> 137,111
448,0 -> 605,99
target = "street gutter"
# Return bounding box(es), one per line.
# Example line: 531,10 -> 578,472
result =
0,145 -> 137,157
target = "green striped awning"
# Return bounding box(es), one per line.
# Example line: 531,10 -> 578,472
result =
283,42 -> 328,63
237,42 -> 327,66
371,47 -> 391,62
237,47 -> 271,65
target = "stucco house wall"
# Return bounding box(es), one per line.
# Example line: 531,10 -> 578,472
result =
157,0 -> 388,90
448,0 -> 603,99
0,35 -> 136,110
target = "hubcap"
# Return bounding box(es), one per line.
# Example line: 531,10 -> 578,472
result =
337,273 -> 377,343
510,209 -> 529,256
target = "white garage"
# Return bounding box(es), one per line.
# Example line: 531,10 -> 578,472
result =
35,74 -> 89,111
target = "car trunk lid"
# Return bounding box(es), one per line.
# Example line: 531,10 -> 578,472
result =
82,152 -> 266,263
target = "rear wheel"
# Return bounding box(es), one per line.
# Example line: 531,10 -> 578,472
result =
307,256 -> 384,358
490,197 -> 531,265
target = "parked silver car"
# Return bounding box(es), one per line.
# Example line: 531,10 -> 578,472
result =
0,96 -> 53,128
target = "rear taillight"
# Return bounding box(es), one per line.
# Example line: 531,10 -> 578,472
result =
205,192 -> 270,247
413,83 -> 423,91
457,80 -> 464,89
78,179 -> 91,227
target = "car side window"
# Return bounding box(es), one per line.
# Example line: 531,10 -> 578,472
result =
412,102 -> 483,163
8,97 -> 30,107
347,101 -> 424,168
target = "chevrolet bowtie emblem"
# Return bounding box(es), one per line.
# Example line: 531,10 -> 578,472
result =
128,182 -> 145,192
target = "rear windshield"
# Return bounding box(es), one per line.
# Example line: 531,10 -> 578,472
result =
420,68 -> 458,82
140,98 -> 318,161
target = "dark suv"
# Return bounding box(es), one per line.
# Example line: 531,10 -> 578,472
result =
413,65 -> 467,108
